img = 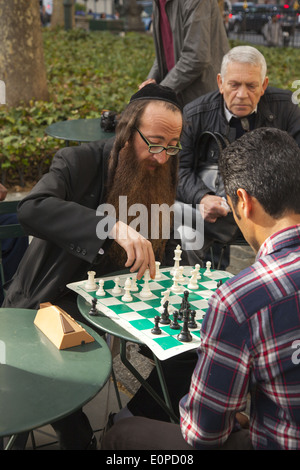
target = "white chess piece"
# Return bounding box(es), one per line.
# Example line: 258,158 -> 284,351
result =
171,244 -> 182,275
140,269 -> 152,298
122,277 -> 133,302
188,269 -> 198,290
131,274 -> 139,292
205,261 -> 212,276
96,279 -> 105,296
155,261 -> 161,279
194,263 -> 201,279
159,288 -> 174,313
85,270 -> 97,291
178,266 -> 185,283
171,269 -> 182,293
112,277 -> 122,295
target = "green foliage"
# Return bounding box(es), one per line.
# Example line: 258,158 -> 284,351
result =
1,28 -> 155,186
0,30 -> 299,187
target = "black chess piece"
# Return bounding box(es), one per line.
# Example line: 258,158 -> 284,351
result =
217,280 -> 223,288
188,310 -> 197,329
89,298 -> 98,316
160,300 -> 170,324
151,315 -> 162,335
170,310 -> 180,330
179,290 -> 190,317
177,312 -> 192,342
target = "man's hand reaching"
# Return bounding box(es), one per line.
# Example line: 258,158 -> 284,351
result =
109,221 -> 156,280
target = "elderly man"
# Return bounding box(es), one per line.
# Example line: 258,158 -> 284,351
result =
177,45 -> 300,266
102,128 -> 300,451
4,84 -> 184,449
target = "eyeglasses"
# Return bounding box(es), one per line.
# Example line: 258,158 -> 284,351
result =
135,128 -> 182,156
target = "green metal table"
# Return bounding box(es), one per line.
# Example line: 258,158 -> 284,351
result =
77,295 -> 179,423
45,118 -> 115,145
0,308 -> 112,449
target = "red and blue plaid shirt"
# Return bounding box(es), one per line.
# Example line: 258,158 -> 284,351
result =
180,225 -> 300,450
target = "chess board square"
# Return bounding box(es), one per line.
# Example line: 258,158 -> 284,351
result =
109,303 -> 135,314
153,335 -> 182,350
129,318 -> 154,331
189,299 -> 209,310
97,296 -> 122,307
139,308 -> 158,319
118,312 -> 144,321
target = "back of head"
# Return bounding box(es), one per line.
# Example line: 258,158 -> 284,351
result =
219,128 -> 300,218
221,45 -> 267,82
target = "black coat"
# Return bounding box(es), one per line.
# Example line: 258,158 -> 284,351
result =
3,138 -> 115,308
177,87 -> 300,206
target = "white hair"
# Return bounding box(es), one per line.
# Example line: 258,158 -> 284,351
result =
220,46 -> 267,83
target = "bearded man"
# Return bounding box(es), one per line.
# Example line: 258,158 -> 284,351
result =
3,84 -> 183,317
1,84 -> 183,449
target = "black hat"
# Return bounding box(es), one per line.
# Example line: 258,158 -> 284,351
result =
129,83 -> 182,111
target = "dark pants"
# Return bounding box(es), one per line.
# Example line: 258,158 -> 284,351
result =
127,351 -> 198,422
102,416 -> 253,450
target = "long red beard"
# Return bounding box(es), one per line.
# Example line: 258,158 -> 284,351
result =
105,144 -> 177,268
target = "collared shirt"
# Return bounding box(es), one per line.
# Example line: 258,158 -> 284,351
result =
180,225 -> 300,450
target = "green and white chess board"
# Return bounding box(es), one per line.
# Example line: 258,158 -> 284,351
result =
67,266 -> 233,360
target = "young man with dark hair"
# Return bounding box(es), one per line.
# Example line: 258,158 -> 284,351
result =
102,128 -> 300,451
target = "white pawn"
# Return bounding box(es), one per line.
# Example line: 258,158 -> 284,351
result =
85,270 -> 97,291
96,279 -> 106,296
178,266 -> 185,283
188,269 -> 198,290
122,277 -> 133,302
131,274 -> 139,292
205,261 -> 212,276
112,277 -> 122,295
155,261 -> 161,280
171,269 -> 182,293
194,263 -> 201,279
140,269 -> 152,298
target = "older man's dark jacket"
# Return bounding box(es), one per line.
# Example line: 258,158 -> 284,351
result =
177,86 -> 300,206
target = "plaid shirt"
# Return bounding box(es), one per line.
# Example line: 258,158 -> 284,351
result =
180,225 -> 300,450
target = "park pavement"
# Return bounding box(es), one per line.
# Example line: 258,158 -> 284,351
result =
4,191 -> 255,450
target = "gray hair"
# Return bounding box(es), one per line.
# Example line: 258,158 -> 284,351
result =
220,46 -> 267,83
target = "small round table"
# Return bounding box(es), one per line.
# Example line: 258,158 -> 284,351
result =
77,295 -> 179,423
45,118 -> 115,145
0,308 -> 112,448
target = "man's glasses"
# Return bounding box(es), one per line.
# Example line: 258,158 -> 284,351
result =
135,128 -> 182,156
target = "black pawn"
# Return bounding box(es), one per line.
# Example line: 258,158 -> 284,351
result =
217,280 -> 223,288
89,298 -> 98,316
170,310 -> 180,330
151,315 -> 162,335
188,310 -> 197,329
177,313 -> 192,342
160,300 -> 170,324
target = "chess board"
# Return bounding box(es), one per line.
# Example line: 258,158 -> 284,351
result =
67,266 -> 233,361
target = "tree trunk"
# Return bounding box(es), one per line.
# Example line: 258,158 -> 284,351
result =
0,0 -> 49,107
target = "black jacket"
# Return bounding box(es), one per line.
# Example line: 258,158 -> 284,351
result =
3,138 -> 115,308
177,87 -> 300,206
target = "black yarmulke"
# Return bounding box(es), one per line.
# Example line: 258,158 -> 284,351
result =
129,83 -> 182,111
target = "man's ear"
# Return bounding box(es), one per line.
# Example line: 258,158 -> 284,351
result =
217,73 -> 223,94
236,188 -> 252,217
